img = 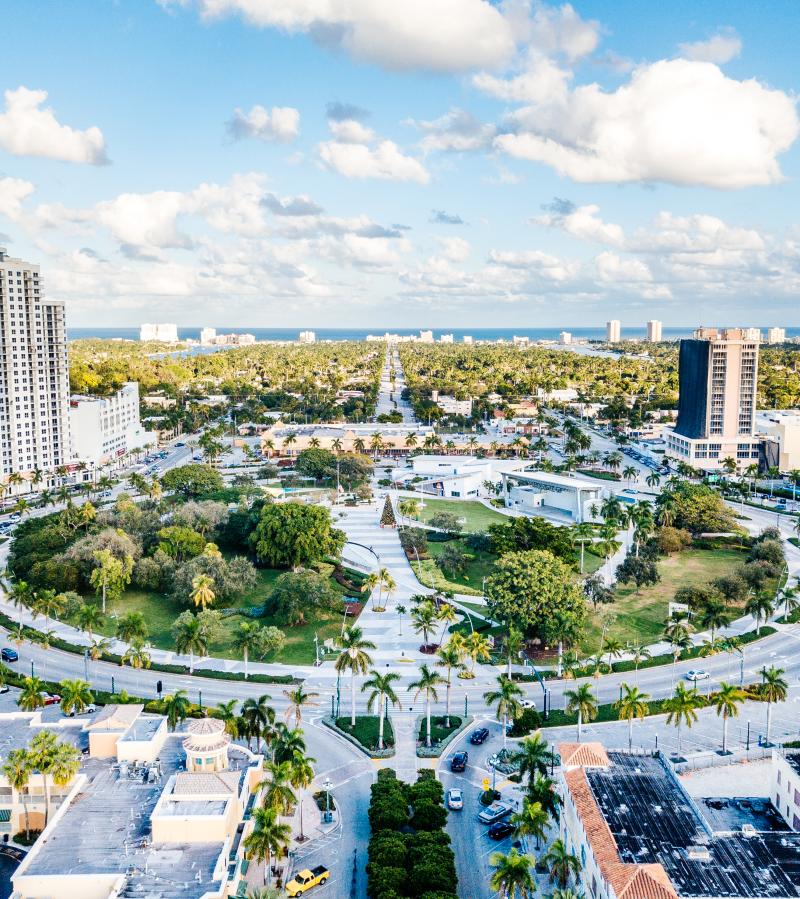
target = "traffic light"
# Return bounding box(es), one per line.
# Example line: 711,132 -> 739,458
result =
156,680 -> 163,695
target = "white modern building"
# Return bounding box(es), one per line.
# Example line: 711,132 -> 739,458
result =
560,331 -> 573,345
299,330 -> 316,343
606,319 -> 621,343
501,469 -> 609,521
200,327 -> 217,345
139,322 -> 178,342
419,330 -> 434,343
400,455 -> 523,498
463,335 -> 473,344
70,382 -> 157,466
646,319 -> 662,342
743,327 -> 762,342
431,390 -> 473,416
439,333 -> 454,344
767,327 -> 786,344
0,249 -> 71,485
756,409 -> 800,472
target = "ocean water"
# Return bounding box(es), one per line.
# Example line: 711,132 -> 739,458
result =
67,326 -> 800,343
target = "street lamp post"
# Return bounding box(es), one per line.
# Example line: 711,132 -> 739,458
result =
323,778 -> 333,824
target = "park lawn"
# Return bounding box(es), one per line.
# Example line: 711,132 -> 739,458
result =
426,540 -> 495,592
85,565 -> 357,665
336,715 -> 395,750
411,498 -> 508,533
418,715 -> 463,745
578,545 -> 750,654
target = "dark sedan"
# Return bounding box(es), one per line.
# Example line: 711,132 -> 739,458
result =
1,647 -> 19,662
470,728 -> 490,745
488,821 -> 515,840
450,751 -> 468,772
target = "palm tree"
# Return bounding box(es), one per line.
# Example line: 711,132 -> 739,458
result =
360,572 -> 380,608
663,618 -> 693,688
436,602 -> 457,644
646,471 -> 661,489
58,679 -> 94,716
629,643 -> 651,684
282,685 -> 319,729
116,610 -> 148,644
3,748 -> 32,839
216,699 -> 240,738
163,689 -> 191,730
190,573 -> 216,610
746,592 -> 774,633
464,630 -> 491,675
28,731 -> 80,826
513,733 -> 554,786
335,626 -> 376,727
603,636 -> 623,668
504,625 -> 524,677
760,665 -> 788,745
259,760 -> 296,815
17,676 -> 46,711
614,684 -> 650,750
233,620 -> 268,680
411,601 -> 438,646
272,724 -> 306,765
484,674 -> 524,751
122,637 -> 151,670
242,695 -> 275,754
288,750 -> 316,841
528,772 -> 561,819
565,683 -> 597,742
411,663 -> 446,748
698,602 -> 732,643
377,570 -> 396,612
396,603 -> 407,635
76,602 -> 103,639
712,681 -> 746,754
543,838 -> 581,887
512,797 -> 550,850
243,805 -> 291,886
172,612 -> 209,673
8,579 -> 33,627
664,682 -> 702,756
490,848 -> 536,898
436,643 -> 464,727
361,670 -> 400,750
571,522 -> 594,575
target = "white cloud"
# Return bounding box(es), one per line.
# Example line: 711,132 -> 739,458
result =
0,177 -> 35,221
227,104 -> 300,142
595,251 -> 653,283
535,201 -> 625,246
633,212 -> 765,253
169,0 -> 515,72
495,59 -> 799,187
488,248 -> 580,281
473,53 -> 571,104
437,236 -> 471,262
0,86 -> 108,165
410,108 -> 496,153
510,1 -> 601,62
679,29 -> 742,64
318,119 -> 429,183
328,118 -> 375,144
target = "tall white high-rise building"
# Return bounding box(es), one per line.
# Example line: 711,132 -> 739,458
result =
606,320 -> 621,343
646,320 -> 662,342
767,327 -> 786,344
298,330 -> 316,344
0,248 -> 71,482
743,327 -> 762,342
140,322 -> 178,341
560,331 -> 572,345
200,327 -> 217,345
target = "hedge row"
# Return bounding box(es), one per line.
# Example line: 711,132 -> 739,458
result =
367,768 -> 458,899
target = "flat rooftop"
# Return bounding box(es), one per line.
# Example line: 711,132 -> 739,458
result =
20,737 -> 224,898
119,716 -> 163,742
785,756 -> 800,779
0,714 -> 87,760
586,753 -> 800,898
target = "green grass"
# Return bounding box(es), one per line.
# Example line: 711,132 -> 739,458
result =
83,566 -> 354,665
418,715 -> 463,744
410,498 -> 508,532
579,545 -> 751,654
335,715 -> 395,750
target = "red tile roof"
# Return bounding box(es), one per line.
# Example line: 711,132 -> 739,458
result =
564,767 -> 678,899
558,742 -> 611,768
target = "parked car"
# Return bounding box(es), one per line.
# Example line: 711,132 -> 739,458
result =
175,442 -> 185,447
450,751 -> 468,772
488,820 -> 515,840
43,693 -> 61,706
685,670 -> 710,681
66,703 -> 97,717
446,789 -> 463,810
285,865 -> 330,896
1,647 -> 19,662
0,684 -> 9,694
478,802 -> 512,824
470,727 -> 490,745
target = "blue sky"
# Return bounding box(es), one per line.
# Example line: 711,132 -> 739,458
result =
1,0 -> 799,328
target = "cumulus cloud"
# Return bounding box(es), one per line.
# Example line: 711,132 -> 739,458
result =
0,86 -> 108,164
409,108 -> 496,153
495,59 -> 799,187
0,177 -> 35,221
261,193 -> 324,217
595,251 -> 653,283
326,101 -> 370,122
473,53 -> 571,104
318,117 -> 429,183
437,236 -> 471,262
679,29 -> 742,64
535,200 -> 625,246
227,104 -> 300,142
166,0 -> 516,72
430,210 -> 465,226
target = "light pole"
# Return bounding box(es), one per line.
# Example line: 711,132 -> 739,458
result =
314,632 -> 320,667
323,778 -> 334,824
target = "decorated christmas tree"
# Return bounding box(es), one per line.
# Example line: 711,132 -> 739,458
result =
380,495 -> 397,528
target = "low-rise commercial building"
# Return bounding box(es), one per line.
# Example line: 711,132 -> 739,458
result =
501,469 -> 608,522
560,743 -> 800,899
431,391 -> 473,416
399,455 -> 522,498
12,704 -> 263,899
260,421 -> 435,457
69,382 -> 157,467
756,410 -> 800,472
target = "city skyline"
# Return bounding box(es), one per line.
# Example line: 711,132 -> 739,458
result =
1,1 -> 800,327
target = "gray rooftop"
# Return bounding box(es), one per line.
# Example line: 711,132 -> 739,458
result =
0,714 -> 87,762
119,716 -> 163,742
20,737 -> 225,898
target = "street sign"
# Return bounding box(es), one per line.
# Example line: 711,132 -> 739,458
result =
482,778 -> 490,791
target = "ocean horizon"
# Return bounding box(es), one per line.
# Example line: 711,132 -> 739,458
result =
67,326 -> 800,343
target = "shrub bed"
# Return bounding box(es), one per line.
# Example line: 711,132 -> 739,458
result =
367,768 -> 458,899
321,715 -> 395,758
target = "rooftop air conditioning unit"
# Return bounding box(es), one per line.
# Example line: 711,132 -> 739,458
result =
688,846 -> 711,861
742,824 -> 757,837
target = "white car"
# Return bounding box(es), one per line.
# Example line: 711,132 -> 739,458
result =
685,670 -> 710,682
446,789 -> 463,810
519,698 -> 535,709
66,703 -> 97,717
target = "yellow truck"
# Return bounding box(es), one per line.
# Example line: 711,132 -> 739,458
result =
285,865 -> 330,896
